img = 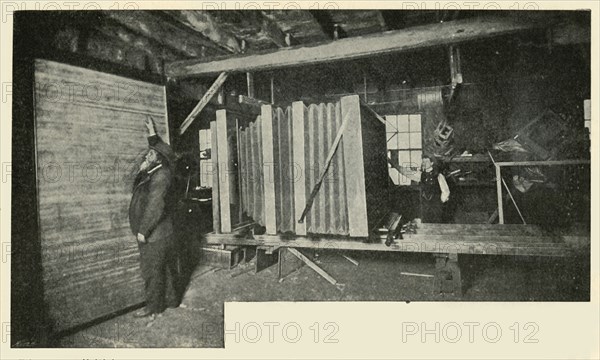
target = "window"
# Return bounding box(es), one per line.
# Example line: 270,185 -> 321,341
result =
386,114 -> 422,185
199,128 -> 212,188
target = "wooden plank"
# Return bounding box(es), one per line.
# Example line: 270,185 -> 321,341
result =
273,108 -> 283,232
335,101 -> 349,234
306,105 -> 317,233
211,121 -> 221,234
261,104 -> 277,234
287,248 -> 344,290
239,129 -> 247,215
179,72 -> 228,135
325,103 -> 336,234
166,16 -> 552,77
248,122 -> 256,220
314,104 -> 326,233
204,233 -> 586,257
216,110 -> 232,233
496,160 -> 590,167
496,164 -> 504,225
282,108 -> 295,232
341,95 -> 369,237
292,101 -> 307,236
246,72 -> 255,97
417,223 -> 545,236
235,118 -> 243,223
258,118 -> 265,223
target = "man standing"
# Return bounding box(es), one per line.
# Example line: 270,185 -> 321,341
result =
129,116 -> 179,319
396,154 -> 451,223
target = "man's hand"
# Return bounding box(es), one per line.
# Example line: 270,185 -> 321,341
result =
144,116 -> 156,136
137,233 -> 147,243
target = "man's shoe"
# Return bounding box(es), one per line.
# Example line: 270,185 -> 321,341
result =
133,308 -> 155,318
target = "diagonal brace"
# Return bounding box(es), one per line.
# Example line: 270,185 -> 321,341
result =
179,72 -> 228,135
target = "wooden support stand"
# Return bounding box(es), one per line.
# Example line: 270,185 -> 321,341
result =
255,246 -> 279,274
433,253 -> 461,296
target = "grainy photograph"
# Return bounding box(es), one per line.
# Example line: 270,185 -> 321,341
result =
2,1 -> 596,356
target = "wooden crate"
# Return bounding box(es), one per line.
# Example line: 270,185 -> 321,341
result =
200,245 -> 244,269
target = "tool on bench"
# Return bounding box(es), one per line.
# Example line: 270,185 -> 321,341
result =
385,213 -> 404,246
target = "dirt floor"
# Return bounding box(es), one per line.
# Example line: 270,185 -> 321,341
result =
57,247 -> 590,348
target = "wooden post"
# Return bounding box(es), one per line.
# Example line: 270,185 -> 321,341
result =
246,72 -> 255,98
495,164 -> 504,224
261,104 -> 277,235
216,110 -> 232,232
270,76 -> 275,104
292,101 -> 307,236
341,95 -> 369,237
210,121 -> 221,233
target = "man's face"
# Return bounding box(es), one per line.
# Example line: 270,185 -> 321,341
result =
140,149 -> 159,171
421,157 -> 432,172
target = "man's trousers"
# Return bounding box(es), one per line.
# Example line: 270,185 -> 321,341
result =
137,235 -> 179,313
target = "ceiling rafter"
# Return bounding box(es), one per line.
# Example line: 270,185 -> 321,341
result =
103,11 -> 228,58
162,10 -> 242,53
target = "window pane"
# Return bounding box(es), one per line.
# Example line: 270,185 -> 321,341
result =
385,115 -> 397,133
410,150 -> 423,170
410,132 -> 422,149
397,150 -> 411,168
397,133 -> 410,149
387,133 -> 398,150
397,115 -> 409,132
409,114 -> 422,132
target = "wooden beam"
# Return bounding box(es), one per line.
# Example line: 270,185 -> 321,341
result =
239,94 -> 269,107
166,16 -> 552,77
246,72 -> 255,97
163,10 -> 241,53
341,95 -> 369,237
203,232 -> 587,257
103,11 -> 227,58
495,160 -> 590,167
216,110 -> 232,233
258,10 -> 288,47
495,164 -> 504,224
94,21 -> 181,62
210,121 -> 221,234
287,248 -> 344,290
179,72 -> 228,135
261,104 -> 277,235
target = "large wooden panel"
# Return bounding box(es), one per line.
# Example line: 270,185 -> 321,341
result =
211,121 -> 221,234
33,59 -> 169,332
261,105 -> 277,235
292,101 -> 307,236
216,110 -> 232,233
341,95 -> 369,237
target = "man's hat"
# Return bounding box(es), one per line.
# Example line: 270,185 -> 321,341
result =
150,140 -> 177,167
